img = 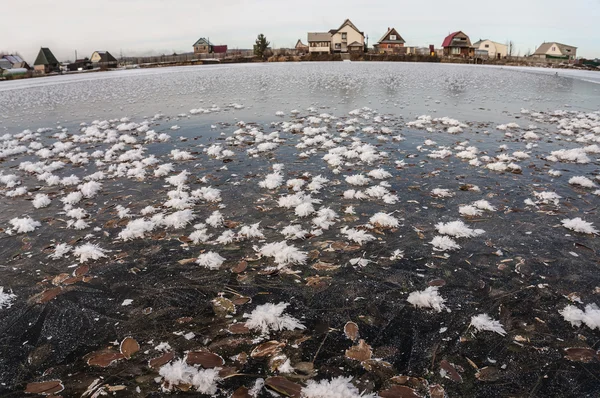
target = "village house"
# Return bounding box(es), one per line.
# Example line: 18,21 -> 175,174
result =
1,54 -> 30,69
67,58 -> 93,72
91,51 -> 118,68
193,38 -> 227,55
33,47 -> 60,74
308,19 -> 365,54
532,42 -> 577,60
373,27 -> 406,54
472,39 -> 508,59
442,31 -> 474,57
295,40 -> 309,55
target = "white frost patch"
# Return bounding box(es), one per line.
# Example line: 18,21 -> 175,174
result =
340,227 -> 375,245
559,304 -> 600,330
569,176 -> 596,188
196,252 -> 226,269
431,188 -> 454,198
244,302 -> 305,335
302,376 -> 376,398
369,212 -> 399,228
9,216 -> 41,233
435,220 -> 484,238
470,314 -> 507,336
159,359 -> 221,394
561,217 -> 598,235
459,205 -> 482,217
33,194 -> 51,209
73,243 -> 107,263
407,286 -> 447,312
0,287 -> 17,309
49,243 -> 72,259
118,218 -> 156,240
430,235 -> 461,252
345,174 -> 371,186
259,241 -> 307,267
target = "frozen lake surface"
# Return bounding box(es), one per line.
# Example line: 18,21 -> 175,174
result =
0,63 -> 599,397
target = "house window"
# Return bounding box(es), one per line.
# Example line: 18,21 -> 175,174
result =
566,49 -> 571,52
335,43 -> 341,49
342,33 -> 347,40
484,44 -> 489,48
390,35 -> 396,40
552,46 -> 556,51
451,47 -> 461,55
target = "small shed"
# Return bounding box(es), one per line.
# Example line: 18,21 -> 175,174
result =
33,47 -> 60,74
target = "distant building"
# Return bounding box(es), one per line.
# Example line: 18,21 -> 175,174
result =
0,58 -> 11,70
91,51 -> 118,68
33,47 -> 60,74
295,40 -> 309,54
193,38 -> 227,54
67,58 -> 93,72
532,42 -> 577,60
308,19 -> 365,54
1,54 -> 30,69
193,38 -> 213,54
472,39 -> 508,59
442,31 -> 474,57
373,27 -> 406,54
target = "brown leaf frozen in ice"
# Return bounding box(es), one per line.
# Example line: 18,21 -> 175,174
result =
344,321 -> 360,342
440,360 -> 462,383
427,279 -> 446,287
24,380 -> 64,395
212,297 -> 235,317
149,351 -> 174,369
306,275 -> 332,288
178,258 -> 197,265
232,296 -> 251,305
231,386 -> 251,398
229,323 -> 251,334
186,351 -> 225,368
379,385 -> 423,398
224,220 -> 241,228
345,339 -> 372,362
251,341 -> 285,358
564,347 -> 599,363
312,262 -> 341,271
308,250 -> 320,260
231,260 -> 248,274
33,287 -> 64,304
475,366 -> 501,382
86,350 -> 125,367
428,384 -> 445,398
73,264 -> 90,277
120,337 -> 139,359
52,273 -> 70,286
265,376 -> 302,397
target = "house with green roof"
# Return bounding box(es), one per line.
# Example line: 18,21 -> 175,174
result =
33,47 -> 60,74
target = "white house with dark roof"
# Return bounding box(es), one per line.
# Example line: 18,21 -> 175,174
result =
532,42 -> 577,60
308,19 -> 364,54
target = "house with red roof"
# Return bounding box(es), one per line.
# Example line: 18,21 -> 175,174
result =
442,31 -> 474,57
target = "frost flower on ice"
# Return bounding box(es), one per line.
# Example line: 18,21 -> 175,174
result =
470,314 -> 507,336
73,243 -> 107,263
407,286 -> 447,312
369,212 -> 399,228
559,304 -> 600,330
0,287 -> 17,309
9,217 -> 41,233
435,220 -> 484,238
340,227 -> 375,245
159,359 -> 221,394
259,241 -> 307,267
561,217 -> 598,235
196,252 -> 225,270
32,193 -> 51,209
302,376 -> 377,398
244,302 -> 305,335
430,236 -> 461,252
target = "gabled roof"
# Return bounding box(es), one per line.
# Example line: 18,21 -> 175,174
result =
295,39 -> 308,48
34,47 -> 59,66
442,31 -> 471,47
331,19 -> 364,36
534,42 -> 577,55
193,37 -> 213,46
92,51 -> 118,63
2,55 -> 24,64
347,41 -> 363,47
473,39 -> 506,48
308,32 -> 332,42
377,27 -> 405,44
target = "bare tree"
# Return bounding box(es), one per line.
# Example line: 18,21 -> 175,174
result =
507,41 -> 514,58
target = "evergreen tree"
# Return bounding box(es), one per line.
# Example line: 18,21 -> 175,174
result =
254,34 -> 270,59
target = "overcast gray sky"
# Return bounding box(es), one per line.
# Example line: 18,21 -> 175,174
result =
3,0 -> 599,62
